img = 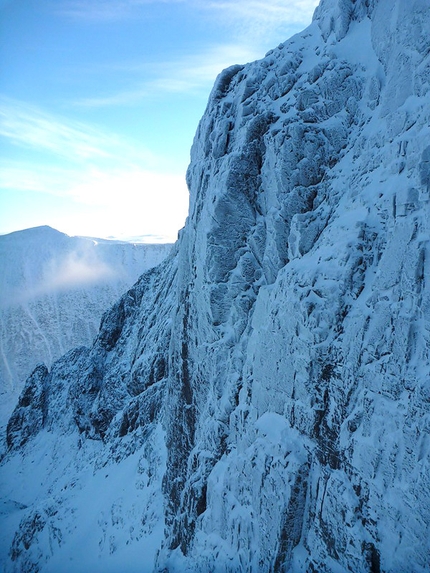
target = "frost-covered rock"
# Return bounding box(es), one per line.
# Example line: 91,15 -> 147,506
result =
0,226 -> 172,429
1,0 -> 430,572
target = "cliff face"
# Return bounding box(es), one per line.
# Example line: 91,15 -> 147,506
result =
1,1 -> 430,571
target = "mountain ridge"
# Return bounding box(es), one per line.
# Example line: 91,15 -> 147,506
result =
0,225 -> 172,431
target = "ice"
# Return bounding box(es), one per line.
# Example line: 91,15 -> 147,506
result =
1,0 -> 429,571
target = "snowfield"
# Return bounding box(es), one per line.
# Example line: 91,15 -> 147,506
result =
1,0 -> 429,571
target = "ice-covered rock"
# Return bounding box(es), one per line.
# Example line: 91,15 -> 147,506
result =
1,0 -> 429,571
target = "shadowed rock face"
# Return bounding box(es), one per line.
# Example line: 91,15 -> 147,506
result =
1,1 -> 430,572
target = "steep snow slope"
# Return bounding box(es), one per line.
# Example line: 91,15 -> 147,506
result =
0,226 -> 172,429
1,0 -> 430,571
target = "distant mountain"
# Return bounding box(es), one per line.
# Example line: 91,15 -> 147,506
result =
1,1 -> 430,572
0,226 -> 172,428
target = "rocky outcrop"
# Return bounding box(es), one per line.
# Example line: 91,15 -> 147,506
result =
1,1 -> 429,572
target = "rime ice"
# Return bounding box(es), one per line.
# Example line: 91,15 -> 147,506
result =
1,1 -> 430,572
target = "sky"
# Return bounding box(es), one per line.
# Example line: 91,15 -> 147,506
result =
0,0 -> 319,243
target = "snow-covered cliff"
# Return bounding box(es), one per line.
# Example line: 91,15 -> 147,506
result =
0,226 -> 171,429
1,0 -> 429,571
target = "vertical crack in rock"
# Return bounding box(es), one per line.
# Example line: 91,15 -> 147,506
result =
274,461 -> 310,572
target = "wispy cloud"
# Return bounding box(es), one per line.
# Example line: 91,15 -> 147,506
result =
0,97 -> 155,165
0,162 -> 78,197
56,0 -> 318,27
73,43 -> 258,107
55,0 -> 187,21
197,0 -> 320,45
0,98 -> 189,241
202,0 -> 319,25
57,0 -> 319,109
6,250 -> 119,306
56,0 -> 237,22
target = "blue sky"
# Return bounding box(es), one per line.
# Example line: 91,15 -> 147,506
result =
0,0 -> 319,242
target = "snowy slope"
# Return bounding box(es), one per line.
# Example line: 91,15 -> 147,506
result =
1,0 -> 430,572
0,226 -> 172,429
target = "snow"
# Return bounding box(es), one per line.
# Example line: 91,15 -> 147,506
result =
0,425 -> 166,573
0,226 -> 172,430
1,0 -> 430,571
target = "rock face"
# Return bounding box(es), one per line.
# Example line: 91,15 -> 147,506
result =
0,226 -> 172,429
1,1 -> 430,571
